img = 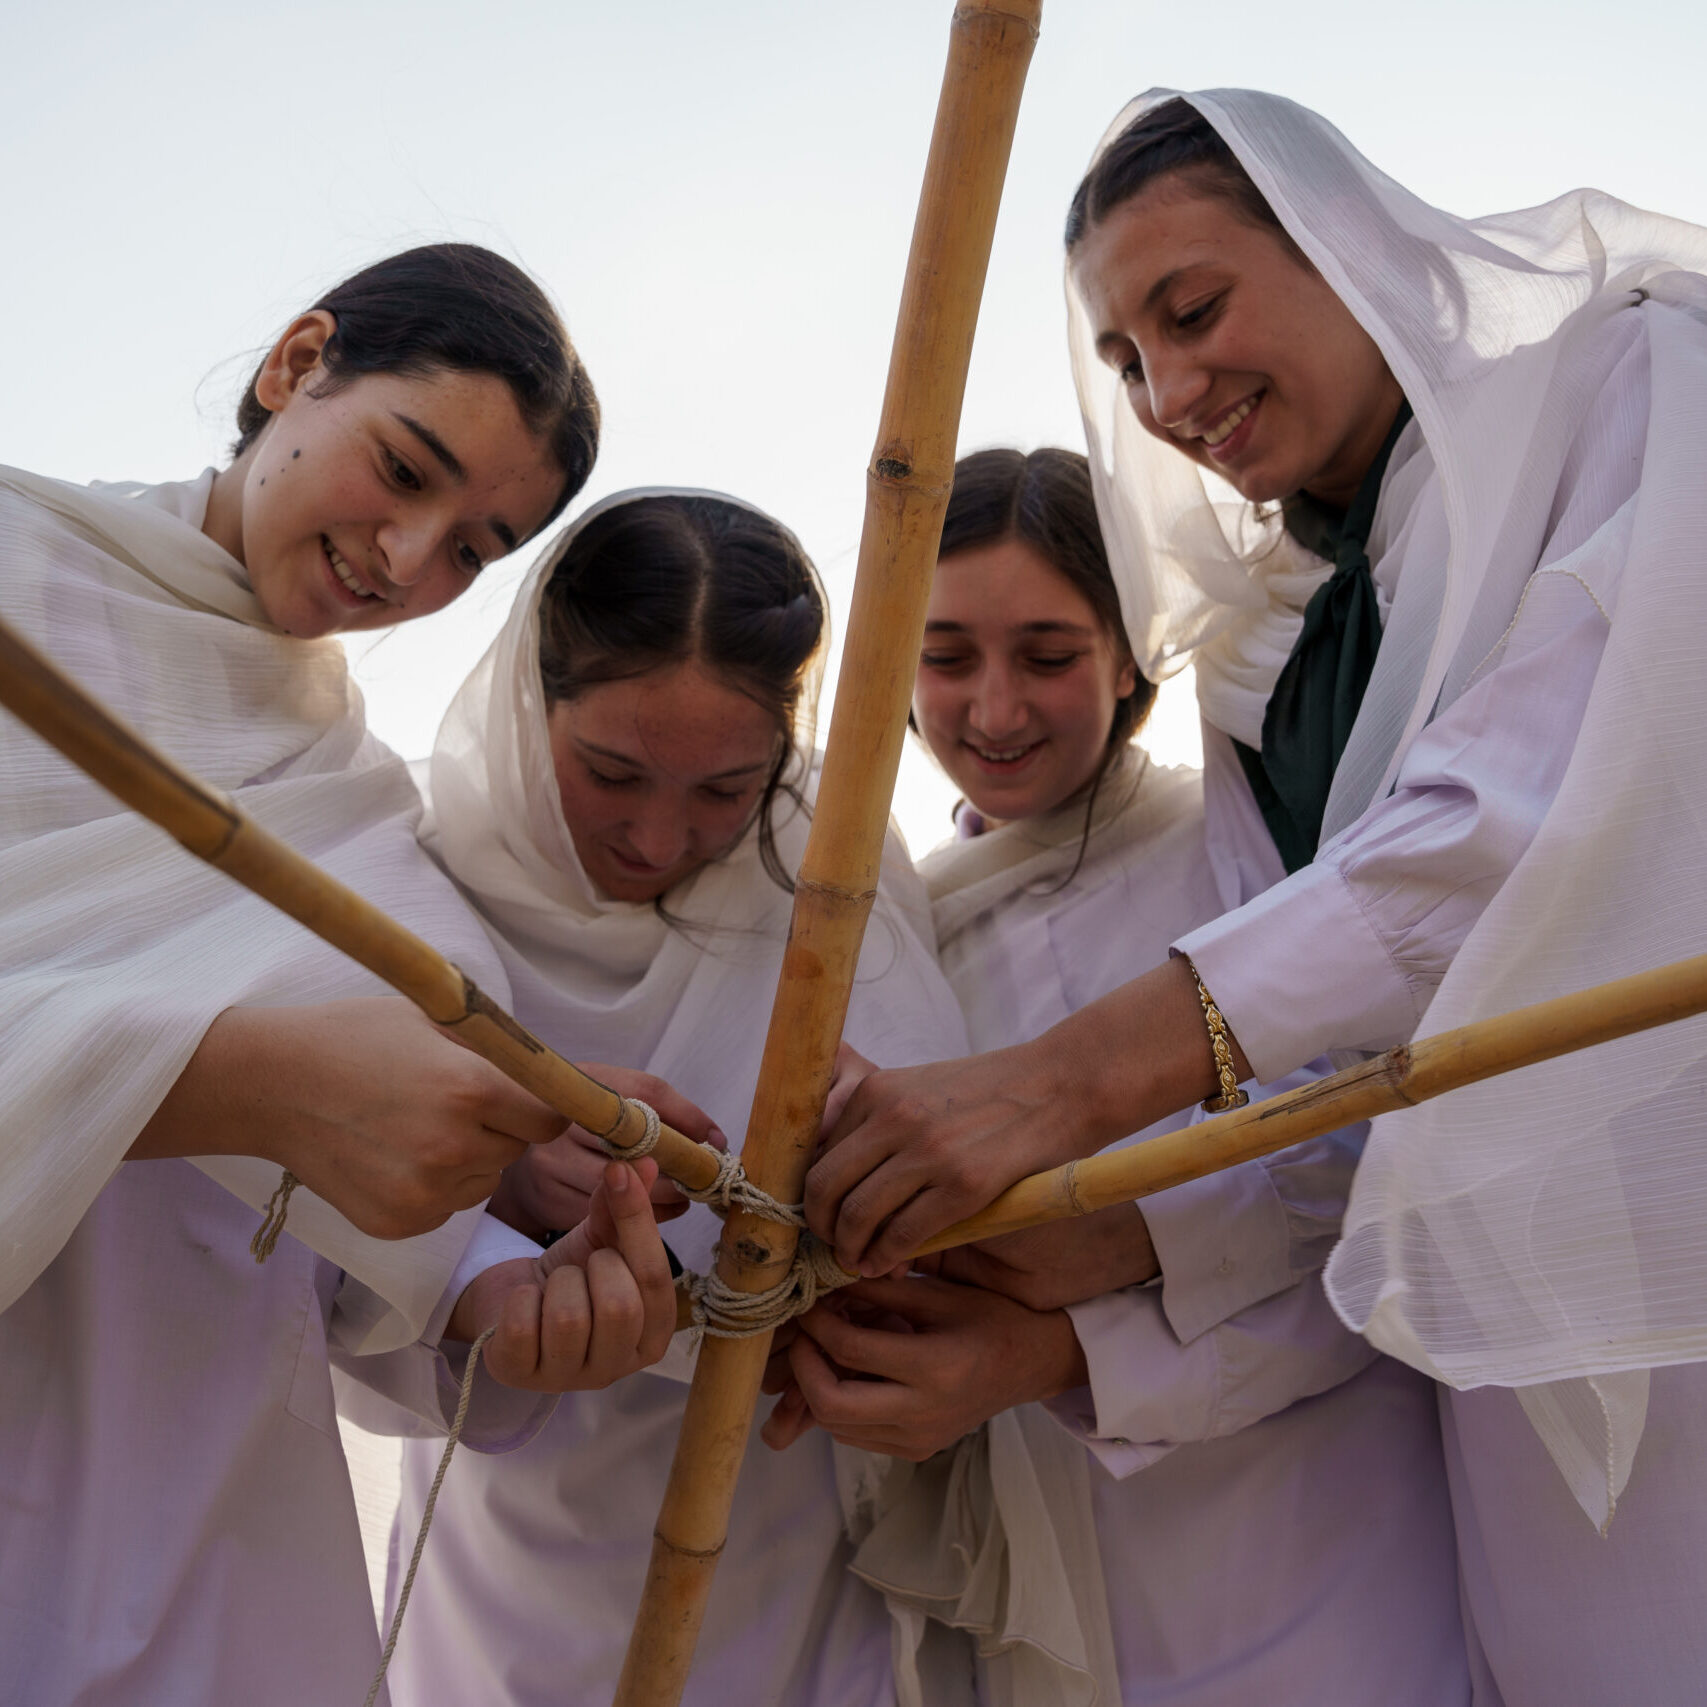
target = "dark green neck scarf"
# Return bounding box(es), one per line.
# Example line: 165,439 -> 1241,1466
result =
1233,399 -> 1414,874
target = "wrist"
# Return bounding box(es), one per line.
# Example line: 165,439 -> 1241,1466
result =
1034,1004 -> 1139,1158
1008,1029 -> 1103,1169
1022,1308 -> 1089,1403
131,1006 -> 298,1167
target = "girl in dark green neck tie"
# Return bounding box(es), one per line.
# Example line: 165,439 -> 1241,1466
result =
803,86 -> 1707,1707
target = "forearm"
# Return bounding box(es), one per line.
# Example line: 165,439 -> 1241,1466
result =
128,1007 -> 290,1165
1033,954 -> 1251,1158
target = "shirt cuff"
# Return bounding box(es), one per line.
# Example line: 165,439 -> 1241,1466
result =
1175,859 -> 1417,1082
1142,1160 -> 1297,1343
1044,1287 -> 1217,1479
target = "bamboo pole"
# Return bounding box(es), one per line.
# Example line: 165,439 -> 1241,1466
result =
614,5 -> 1042,1701
0,615 -> 725,1194
915,951 -> 1707,1253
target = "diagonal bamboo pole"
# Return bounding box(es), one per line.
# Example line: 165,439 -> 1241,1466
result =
614,5 -> 1042,1701
913,950 -> 1707,1251
0,615 -> 725,1194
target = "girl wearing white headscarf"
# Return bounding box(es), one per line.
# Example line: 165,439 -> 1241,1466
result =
0,247 -> 687,1706
767,447 -> 1465,1705
380,489 -> 970,1707
805,94 -> 1707,1706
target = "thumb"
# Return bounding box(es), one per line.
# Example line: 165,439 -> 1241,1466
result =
538,1158 -> 660,1273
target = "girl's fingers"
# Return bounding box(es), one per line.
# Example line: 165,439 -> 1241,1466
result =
859,1183 -> 976,1278
484,1276 -> 546,1387
595,1162 -> 677,1367
794,1299 -> 933,1384
534,1264 -> 594,1387
786,1334 -> 915,1431
759,1384 -> 817,1451
524,1162 -> 679,1386
579,1247 -> 646,1386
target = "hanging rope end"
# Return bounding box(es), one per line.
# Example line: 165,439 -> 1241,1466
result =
250,1170 -> 299,1263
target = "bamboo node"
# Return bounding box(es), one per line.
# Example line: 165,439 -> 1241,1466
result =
1384,1043 -> 1419,1103
1062,1160 -> 1086,1218
874,455 -> 913,480
205,793 -> 243,859
654,1535 -> 727,1563
460,974 -> 546,1053
797,875 -> 878,906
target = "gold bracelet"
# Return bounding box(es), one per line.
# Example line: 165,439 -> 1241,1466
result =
1181,955 -> 1249,1115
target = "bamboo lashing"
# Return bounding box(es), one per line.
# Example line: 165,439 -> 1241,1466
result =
614,5 -> 1042,1701
658,950 -> 1707,1329
0,614 -> 726,1196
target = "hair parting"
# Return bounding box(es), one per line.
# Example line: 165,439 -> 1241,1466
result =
1064,96 -> 1300,262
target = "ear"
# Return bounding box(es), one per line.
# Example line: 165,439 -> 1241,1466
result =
1115,654 -> 1139,701
251,310 -> 337,414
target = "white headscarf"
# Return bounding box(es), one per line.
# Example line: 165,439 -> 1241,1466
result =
1070,90 -> 1707,1524
424,485 -> 965,1269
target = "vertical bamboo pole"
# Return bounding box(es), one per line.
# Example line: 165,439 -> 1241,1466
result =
612,5 -> 1041,1701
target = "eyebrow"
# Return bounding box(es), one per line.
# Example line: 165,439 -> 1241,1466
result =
574,738 -> 770,782
1092,264 -> 1204,360
924,619 -> 1098,638
391,412 -> 519,554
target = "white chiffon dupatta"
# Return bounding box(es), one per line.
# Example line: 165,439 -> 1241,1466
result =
0,464 -> 503,1350
1069,92 -> 1707,1523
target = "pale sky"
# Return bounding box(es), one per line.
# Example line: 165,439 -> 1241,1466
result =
6,1 -> 1703,852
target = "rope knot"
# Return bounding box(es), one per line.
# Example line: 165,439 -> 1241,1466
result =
596,1097 -> 662,1161
685,1234 -> 858,1339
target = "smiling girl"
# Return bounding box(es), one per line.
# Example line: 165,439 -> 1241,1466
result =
0,246 -> 696,1704
375,490 -> 968,1707
805,95 -> 1707,1705
767,447 -> 1465,1705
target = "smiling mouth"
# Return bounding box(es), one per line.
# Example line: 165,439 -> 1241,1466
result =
966,739 -> 1043,770
324,537 -> 380,601
1200,392 -> 1261,451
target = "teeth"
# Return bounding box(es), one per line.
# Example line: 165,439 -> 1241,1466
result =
326,539 -> 377,599
1202,396 -> 1256,447
972,743 -> 1035,763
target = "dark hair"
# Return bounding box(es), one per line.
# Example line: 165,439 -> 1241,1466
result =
538,494 -> 826,898
232,244 -> 600,531
932,447 -> 1156,880
1065,97 -> 1297,257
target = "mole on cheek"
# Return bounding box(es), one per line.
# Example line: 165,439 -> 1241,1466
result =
292,449 -> 301,460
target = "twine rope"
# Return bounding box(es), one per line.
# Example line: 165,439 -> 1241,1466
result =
683,1235 -> 857,1339
596,1099 -> 808,1229
596,1098 -> 855,1335
249,1170 -> 299,1263
362,1325 -> 496,1707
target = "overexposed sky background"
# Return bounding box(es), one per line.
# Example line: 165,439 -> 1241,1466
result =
5,1 -> 1704,853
